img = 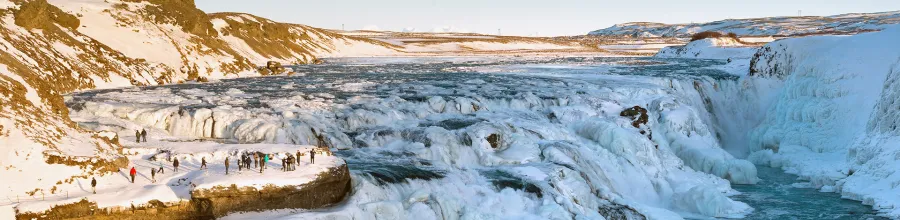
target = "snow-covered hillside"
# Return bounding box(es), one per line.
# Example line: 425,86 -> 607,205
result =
589,11 -> 900,37
0,0 -> 388,212
332,30 -> 602,55
655,37 -> 757,59
0,0 -> 608,217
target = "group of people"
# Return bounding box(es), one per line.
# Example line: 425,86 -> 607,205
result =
134,129 -> 148,143
116,148 -> 323,188
281,153 -> 299,171
229,149 -> 320,174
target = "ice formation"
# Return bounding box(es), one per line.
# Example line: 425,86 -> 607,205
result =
62,57 -> 759,219
739,26 -> 900,217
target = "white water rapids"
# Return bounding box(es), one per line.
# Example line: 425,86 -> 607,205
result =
65,57 -> 883,219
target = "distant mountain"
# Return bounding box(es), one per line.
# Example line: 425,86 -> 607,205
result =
588,11 -> 900,37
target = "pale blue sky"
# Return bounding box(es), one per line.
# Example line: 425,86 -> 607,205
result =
195,0 -> 899,36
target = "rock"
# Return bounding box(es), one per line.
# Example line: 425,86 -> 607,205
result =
620,106 -> 655,146
14,0 -> 81,30
190,164 -> 352,218
620,106 -> 649,128
263,61 -> 286,75
487,133 -> 502,149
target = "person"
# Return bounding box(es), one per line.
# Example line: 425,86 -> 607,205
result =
159,165 -> 165,174
150,167 -> 156,183
263,154 -> 269,170
129,167 -> 136,183
309,149 -> 315,164
91,177 -> 97,194
286,155 -> 293,171
140,129 -> 148,142
173,158 -> 180,172
240,154 -> 246,170
225,157 -> 230,175
259,153 -> 265,173
135,130 -> 141,143
237,155 -> 242,171
291,155 -> 297,170
290,155 -> 296,171
253,153 -> 259,168
200,157 -> 207,170
246,154 -> 251,169
281,156 -> 286,172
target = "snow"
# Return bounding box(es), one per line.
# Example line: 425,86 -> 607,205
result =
589,11 -> 900,37
8,139 -> 343,214
0,65 -> 42,108
49,0 -> 185,70
724,25 -> 900,217
655,38 -> 758,59
0,0 -> 14,9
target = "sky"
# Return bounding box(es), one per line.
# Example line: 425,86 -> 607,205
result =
195,0 -> 900,36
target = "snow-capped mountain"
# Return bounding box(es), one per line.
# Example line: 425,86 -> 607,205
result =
588,11 -> 900,37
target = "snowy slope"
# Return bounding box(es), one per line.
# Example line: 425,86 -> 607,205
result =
655,37 -> 758,59
589,11 -> 900,37
0,0 -> 385,211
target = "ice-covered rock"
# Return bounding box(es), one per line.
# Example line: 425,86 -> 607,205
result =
740,25 -> 900,217
655,38 -> 758,59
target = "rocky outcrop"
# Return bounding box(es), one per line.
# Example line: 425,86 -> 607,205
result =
748,41 -> 793,79
190,164 -> 351,218
13,0 -> 79,30
598,204 -> 646,220
748,36 -> 842,79
620,106 -> 655,147
15,164 -> 352,220
259,61 -> 286,75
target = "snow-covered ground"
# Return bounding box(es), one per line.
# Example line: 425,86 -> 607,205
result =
7,134 -> 343,214
655,37 -> 758,59
589,11 -> 900,37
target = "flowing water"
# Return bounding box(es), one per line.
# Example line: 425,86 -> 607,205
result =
67,57 -> 884,219
731,166 -> 885,220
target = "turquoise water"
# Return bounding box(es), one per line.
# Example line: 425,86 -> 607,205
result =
732,166 -> 885,220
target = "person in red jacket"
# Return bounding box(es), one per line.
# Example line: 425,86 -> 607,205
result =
129,167 -> 137,183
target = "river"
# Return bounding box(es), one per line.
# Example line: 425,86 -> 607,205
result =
67,57 -> 884,219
